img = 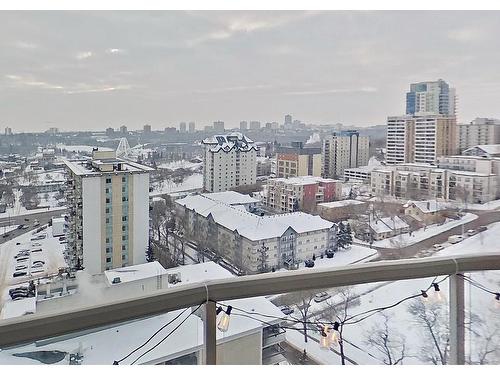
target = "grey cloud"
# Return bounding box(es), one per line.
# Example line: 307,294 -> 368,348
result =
0,10 -> 499,131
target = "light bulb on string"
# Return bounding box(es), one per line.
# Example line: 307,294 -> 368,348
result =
421,290 -> 429,302
328,322 -> 340,347
495,293 -> 500,310
320,326 -> 330,350
217,306 -> 232,332
432,283 -> 445,303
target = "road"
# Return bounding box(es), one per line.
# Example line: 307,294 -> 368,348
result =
0,208 -> 66,245
373,210 -> 500,260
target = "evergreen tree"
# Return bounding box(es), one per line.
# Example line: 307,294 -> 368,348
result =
337,222 -> 352,250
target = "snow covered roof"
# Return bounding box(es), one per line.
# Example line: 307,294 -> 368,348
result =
104,261 -> 168,285
369,216 -> 409,234
202,132 -> 258,153
464,144 -> 500,156
202,191 -> 260,205
270,176 -> 338,186
0,297 -> 36,319
318,200 -> 365,209
403,200 -> 447,213
176,194 -> 334,241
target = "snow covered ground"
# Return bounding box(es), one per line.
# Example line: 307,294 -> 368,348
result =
157,160 -> 202,171
150,173 -> 203,195
368,213 -> 477,248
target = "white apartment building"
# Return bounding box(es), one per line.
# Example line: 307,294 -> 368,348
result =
322,130 -> 369,179
371,160 -> 498,204
344,165 -> 377,183
386,115 -> 457,165
457,118 -> 500,153
63,150 -> 153,274
175,192 -> 336,272
202,133 -> 258,192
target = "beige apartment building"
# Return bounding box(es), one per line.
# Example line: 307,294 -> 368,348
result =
275,142 -> 322,178
386,115 -> 457,165
457,118 -> 500,154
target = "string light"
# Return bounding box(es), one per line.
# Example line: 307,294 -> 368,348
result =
217,306 -> 232,332
329,322 -> 340,347
320,326 -> 330,350
495,293 -> 500,309
431,283 -> 445,303
421,289 -> 429,301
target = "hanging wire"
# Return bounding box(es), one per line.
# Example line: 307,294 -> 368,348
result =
129,304 -> 203,365
114,306 -> 190,364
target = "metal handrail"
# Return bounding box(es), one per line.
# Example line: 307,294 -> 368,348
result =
0,253 -> 499,349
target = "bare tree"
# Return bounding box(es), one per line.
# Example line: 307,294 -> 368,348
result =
150,200 -> 167,241
364,312 -> 407,365
279,290 -> 318,344
407,299 -> 449,364
320,287 -> 360,365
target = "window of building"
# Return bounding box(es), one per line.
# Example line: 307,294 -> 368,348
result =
122,197 -> 128,202
106,178 -> 111,184
106,237 -> 110,244
106,198 -> 110,204
122,177 -> 126,183
106,208 -> 110,214
105,188 -> 109,193
122,216 -> 127,222
106,257 -> 111,263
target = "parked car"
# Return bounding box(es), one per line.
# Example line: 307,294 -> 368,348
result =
2,233 -> 10,238
31,242 -> 42,246
15,265 -> 28,271
477,226 -> 487,233
32,260 -> 45,265
13,271 -> 27,277
314,291 -> 331,303
17,225 -> 24,230
9,286 -> 28,296
466,229 -> 477,237
448,235 -> 464,244
279,305 -> 294,315
432,244 -> 444,251
32,248 -> 42,253
325,249 -> 335,259
304,259 -> 315,268
33,220 -> 40,227
31,269 -> 44,274
16,256 -> 29,262
24,218 -> 30,222
16,242 -> 21,245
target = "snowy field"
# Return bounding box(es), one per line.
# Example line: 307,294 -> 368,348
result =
368,213 -> 477,248
150,173 -> 203,195
157,160 -> 202,171
0,189 -> 66,219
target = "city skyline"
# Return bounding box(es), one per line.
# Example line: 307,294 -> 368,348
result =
1,10 -> 500,131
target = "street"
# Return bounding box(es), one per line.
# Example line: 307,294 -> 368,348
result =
0,208 -> 67,245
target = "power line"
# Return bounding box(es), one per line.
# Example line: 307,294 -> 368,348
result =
113,306 -> 190,364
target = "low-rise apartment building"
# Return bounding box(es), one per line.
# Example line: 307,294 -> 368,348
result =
265,176 -> 342,212
175,192 -> 336,272
371,160 -> 498,204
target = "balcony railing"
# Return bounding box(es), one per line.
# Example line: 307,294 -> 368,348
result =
0,254 -> 499,365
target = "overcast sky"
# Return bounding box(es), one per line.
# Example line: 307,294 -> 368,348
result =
1,10 -> 499,132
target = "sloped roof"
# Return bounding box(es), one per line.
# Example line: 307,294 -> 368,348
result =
369,216 -> 409,234
202,132 -> 258,153
176,194 -> 334,241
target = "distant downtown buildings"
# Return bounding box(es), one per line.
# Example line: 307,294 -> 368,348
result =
63,149 -> 153,274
